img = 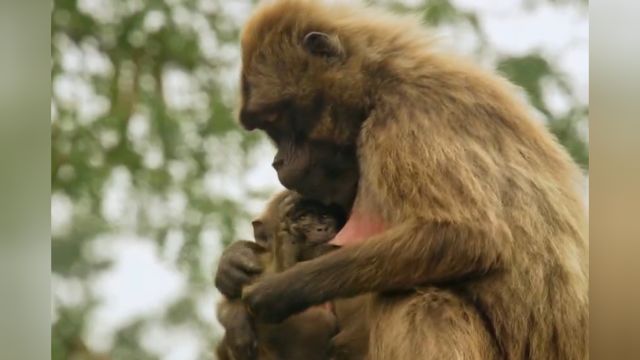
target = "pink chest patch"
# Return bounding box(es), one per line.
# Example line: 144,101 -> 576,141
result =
330,210 -> 387,247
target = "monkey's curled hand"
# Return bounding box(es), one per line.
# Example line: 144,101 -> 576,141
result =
242,271 -> 312,323
215,240 -> 267,299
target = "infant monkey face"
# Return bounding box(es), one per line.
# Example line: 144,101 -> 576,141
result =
286,199 -> 346,261
295,213 -> 341,244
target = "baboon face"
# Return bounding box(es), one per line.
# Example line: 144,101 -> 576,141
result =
285,198 -> 346,263
253,193 -> 346,268
288,199 -> 346,245
238,9 -> 367,207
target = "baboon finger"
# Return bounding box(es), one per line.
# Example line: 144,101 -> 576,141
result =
229,253 -> 263,274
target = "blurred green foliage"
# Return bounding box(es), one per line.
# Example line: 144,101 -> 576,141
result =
51,0 -> 588,359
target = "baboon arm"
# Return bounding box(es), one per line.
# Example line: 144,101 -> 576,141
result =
335,219 -> 508,291
243,218 -> 510,322
302,218 -> 509,295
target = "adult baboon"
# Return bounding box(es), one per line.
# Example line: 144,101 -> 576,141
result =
217,1 -> 588,359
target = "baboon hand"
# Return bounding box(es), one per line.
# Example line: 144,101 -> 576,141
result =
242,272 -> 310,323
215,240 -> 266,299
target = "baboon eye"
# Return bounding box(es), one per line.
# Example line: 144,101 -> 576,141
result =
303,32 -> 343,59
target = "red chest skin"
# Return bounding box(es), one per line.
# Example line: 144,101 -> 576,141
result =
330,210 -> 387,247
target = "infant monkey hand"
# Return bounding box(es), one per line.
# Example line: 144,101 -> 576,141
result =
215,240 -> 267,299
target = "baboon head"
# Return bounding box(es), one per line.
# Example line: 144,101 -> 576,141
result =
237,0 -> 377,209
252,191 -> 346,269
287,198 -> 346,247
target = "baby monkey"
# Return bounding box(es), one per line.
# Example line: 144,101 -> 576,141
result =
216,191 -> 346,360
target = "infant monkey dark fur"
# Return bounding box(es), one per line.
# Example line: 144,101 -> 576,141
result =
216,191 -> 345,360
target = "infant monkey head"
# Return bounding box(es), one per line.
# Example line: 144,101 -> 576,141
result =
289,198 -> 345,243
253,191 -> 346,269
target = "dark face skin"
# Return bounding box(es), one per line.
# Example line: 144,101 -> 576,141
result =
240,98 -> 360,210
286,199 -> 346,261
239,31 -> 366,211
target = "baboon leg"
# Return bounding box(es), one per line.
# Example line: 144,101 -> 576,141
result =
369,288 -> 498,360
330,295 -> 371,360
215,336 -> 232,360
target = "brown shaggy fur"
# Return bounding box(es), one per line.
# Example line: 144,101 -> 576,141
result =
238,1 -> 589,359
217,191 -> 343,360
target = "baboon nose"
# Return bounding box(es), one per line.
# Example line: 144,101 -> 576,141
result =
272,158 -> 284,169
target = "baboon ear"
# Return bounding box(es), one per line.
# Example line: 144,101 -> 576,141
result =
303,32 -> 343,59
252,220 -> 268,244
